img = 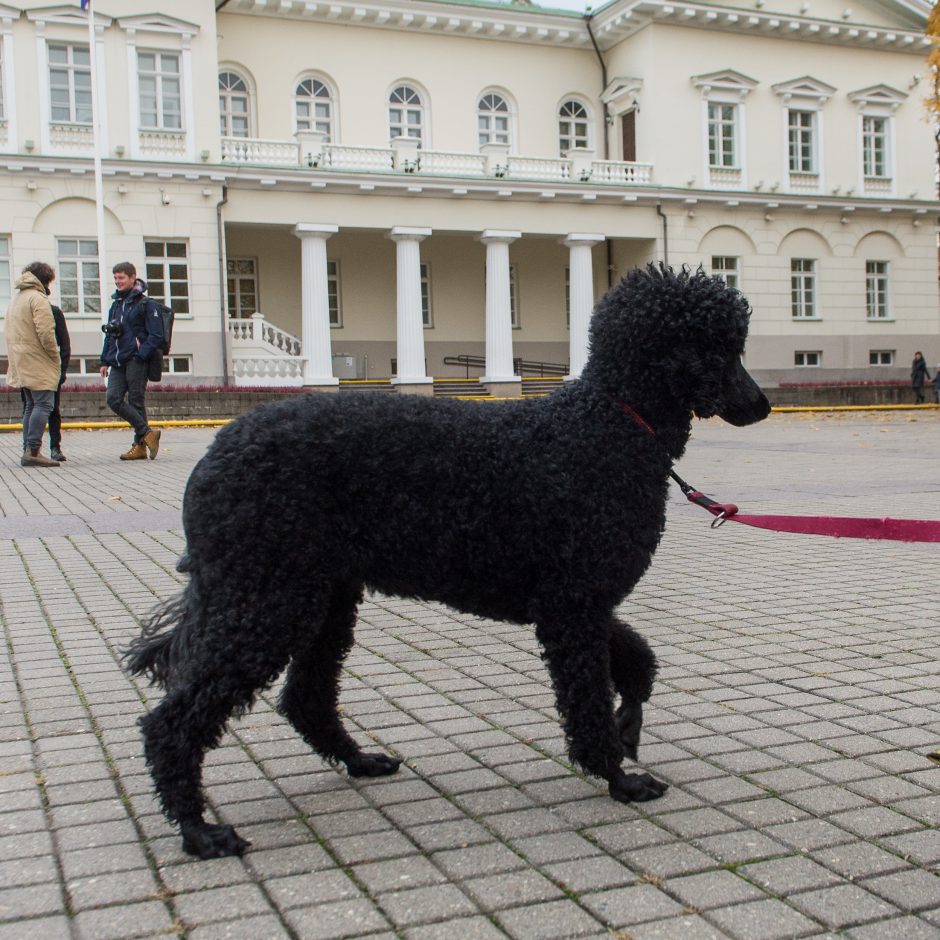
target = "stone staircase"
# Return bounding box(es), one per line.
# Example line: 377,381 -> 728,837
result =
521,378 -> 564,397
433,379 -> 491,398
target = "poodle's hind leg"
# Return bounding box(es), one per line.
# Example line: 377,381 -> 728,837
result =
279,581 -> 401,778
608,618 -> 659,762
139,608 -> 295,859
535,612 -> 666,805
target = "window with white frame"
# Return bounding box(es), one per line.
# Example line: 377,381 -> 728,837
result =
711,256 -> 740,290
328,260 -> 341,327
219,71 -> 250,138
707,102 -> 737,168
49,44 -> 92,124
145,240 -> 189,314
862,115 -> 888,178
564,266 -> 570,326
795,351 -> 821,367
0,44 -> 6,122
869,349 -> 894,366
226,258 -> 257,318
0,236 -> 10,311
478,93 -> 510,148
788,110 -> 816,173
161,354 -> 191,374
57,238 -> 100,316
510,265 -> 520,329
295,77 -> 333,140
558,99 -> 589,155
865,261 -> 889,320
389,85 -> 424,145
65,356 -> 110,375
138,51 -> 182,130
791,259 -> 817,319
420,262 -> 432,327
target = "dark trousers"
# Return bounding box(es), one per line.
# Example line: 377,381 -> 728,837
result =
21,386 -> 62,448
107,359 -> 151,441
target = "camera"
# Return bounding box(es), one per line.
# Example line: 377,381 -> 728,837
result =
101,322 -> 123,337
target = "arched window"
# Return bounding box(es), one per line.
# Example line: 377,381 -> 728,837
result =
389,84 -> 424,145
295,77 -> 333,140
559,99 -> 590,155
478,93 -> 510,148
219,71 -> 250,138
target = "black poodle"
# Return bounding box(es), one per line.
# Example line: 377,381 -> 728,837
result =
126,265 -> 770,859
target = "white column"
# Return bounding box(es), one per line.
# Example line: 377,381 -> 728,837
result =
479,230 -> 521,388
181,33 -> 196,162
294,223 -> 340,387
387,227 -> 433,388
125,28 -> 141,159
563,233 -> 604,381
2,14 -> 18,154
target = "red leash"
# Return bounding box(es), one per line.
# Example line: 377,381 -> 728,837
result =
622,404 -> 940,543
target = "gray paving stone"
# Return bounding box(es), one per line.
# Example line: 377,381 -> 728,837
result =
708,898 -> 822,940
666,869 -> 767,909
0,916 -> 72,940
376,883 -> 478,926
496,898 -> 604,939
432,841 -> 526,880
0,882 -> 65,921
73,900 -> 175,940
581,882 -> 684,925
188,914 -> 292,939
464,869 -> 565,910
739,855 -> 842,895
284,898 -> 391,939
789,885 -> 900,930
862,870 -> 940,913
846,916 -> 940,940
405,916 -> 508,940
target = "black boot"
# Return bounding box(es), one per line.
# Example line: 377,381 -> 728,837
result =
50,446 -> 66,462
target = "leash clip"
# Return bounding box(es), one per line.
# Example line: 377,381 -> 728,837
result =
710,511 -> 728,529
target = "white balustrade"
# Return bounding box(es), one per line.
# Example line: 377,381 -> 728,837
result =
591,161 -> 654,185
321,144 -> 394,172
788,172 -> 821,192
222,136 -> 298,165
505,156 -> 570,181
418,150 -> 486,176
138,130 -> 187,159
49,123 -> 94,151
864,177 -> 892,194
707,167 -> 743,190
228,314 -> 302,357
232,356 -> 306,387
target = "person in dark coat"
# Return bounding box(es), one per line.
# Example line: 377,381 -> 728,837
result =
20,303 -> 70,461
911,351 -> 931,404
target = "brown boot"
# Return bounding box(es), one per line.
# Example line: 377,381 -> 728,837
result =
21,446 -> 60,468
143,428 -> 161,460
120,441 -> 148,461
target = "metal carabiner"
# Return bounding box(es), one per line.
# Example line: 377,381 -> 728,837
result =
710,511 -> 728,529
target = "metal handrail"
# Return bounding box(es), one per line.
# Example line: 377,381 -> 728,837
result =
442,355 -> 568,378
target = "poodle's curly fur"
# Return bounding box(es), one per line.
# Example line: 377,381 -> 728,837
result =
126,264 -> 770,859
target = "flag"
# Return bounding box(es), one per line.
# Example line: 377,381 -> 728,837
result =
81,0 -> 90,10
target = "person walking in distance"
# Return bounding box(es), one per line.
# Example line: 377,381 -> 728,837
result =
99,262 -> 164,460
911,351 -> 931,405
6,262 -> 62,468
21,301 -> 70,461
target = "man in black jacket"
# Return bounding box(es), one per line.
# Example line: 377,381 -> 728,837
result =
20,303 -> 71,461
99,262 -> 164,461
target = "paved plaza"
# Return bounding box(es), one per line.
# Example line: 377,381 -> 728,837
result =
0,409 -> 938,940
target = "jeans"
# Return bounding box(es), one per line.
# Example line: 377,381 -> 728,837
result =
21,385 -> 62,448
106,359 -> 151,441
21,389 -> 56,451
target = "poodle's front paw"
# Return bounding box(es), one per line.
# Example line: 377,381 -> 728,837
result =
181,822 -> 251,859
345,752 -> 402,778
608,769 -> 668,804
615,699 -> 644,762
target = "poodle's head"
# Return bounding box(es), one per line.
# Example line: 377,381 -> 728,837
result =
586,264 -> 770,427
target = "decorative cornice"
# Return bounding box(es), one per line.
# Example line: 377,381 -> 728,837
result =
115,14 -> 200,37
25,4 -> 113,29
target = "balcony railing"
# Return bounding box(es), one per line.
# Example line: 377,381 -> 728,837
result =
220,136 -> 653,186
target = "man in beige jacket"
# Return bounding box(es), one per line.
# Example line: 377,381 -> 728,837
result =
5,262 -> 62,467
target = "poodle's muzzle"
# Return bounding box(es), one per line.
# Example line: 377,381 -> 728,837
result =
714,358 -> 772,427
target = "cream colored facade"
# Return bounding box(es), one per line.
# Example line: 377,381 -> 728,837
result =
0,0 -> 937,389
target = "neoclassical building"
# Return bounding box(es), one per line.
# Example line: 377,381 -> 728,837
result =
0,0 -> 937,391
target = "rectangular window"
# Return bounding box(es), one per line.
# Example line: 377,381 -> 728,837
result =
707,102 -> 737,168
145,240 -> 189,314
138,51 -> 182,130
328,259 -> 341,327
791,258 -> 816,319
564,267 -> 570,327
65,356 -> 107,375
788,110 -> 815,173
57,238 -> 100,316
795,351 -> 821,367
420,262 -> 432,328
49,43 -> 92,124
862,116 -> 887,178
509,265 -> 520,329
226,257 -> 257,319
161,354 -> 191,374
711,256 -> 740,290
0,236 -> 10,311
869,350 -> 894,366
865,261 -> 889,319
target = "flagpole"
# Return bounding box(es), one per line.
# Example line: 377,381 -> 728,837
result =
86,0 -> 108,324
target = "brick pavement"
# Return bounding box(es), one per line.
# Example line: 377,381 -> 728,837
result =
0,410 -> 938,939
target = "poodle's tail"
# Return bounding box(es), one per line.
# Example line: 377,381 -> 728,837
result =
123,557 -> 201,687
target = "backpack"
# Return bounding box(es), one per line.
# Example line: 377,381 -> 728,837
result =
146,300 -> 175,382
